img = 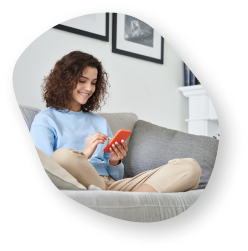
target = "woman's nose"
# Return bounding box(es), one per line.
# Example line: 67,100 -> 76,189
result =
84,82 -> 93,91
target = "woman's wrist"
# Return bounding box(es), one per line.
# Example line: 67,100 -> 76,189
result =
109,159 -> 121,166
81,150 -> 89,159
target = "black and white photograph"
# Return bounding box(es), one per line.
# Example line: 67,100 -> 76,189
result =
112,13 -> 164,64
53,13 -> 109,41
124,15 -> 154,47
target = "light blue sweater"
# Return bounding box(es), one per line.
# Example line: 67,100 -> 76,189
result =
30,107 -> 124,180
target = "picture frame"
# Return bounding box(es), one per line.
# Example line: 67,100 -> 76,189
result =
112,13 -> 164,64
53,13 -> 109,42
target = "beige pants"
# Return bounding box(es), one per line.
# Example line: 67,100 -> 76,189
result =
51,148 -> 201,193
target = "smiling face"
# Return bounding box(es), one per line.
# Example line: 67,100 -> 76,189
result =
70,66 -> 98,112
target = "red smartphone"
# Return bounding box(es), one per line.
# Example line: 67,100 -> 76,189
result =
104,129 -> 132,153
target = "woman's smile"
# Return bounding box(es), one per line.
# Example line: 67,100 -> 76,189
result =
78,91 -> 90,98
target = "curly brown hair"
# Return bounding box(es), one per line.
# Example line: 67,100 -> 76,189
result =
42,51 -> 110,112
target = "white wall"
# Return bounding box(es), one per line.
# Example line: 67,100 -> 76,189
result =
13,13 -> 188,132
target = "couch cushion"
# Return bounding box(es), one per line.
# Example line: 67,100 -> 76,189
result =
96,112 -> 138,146
62,189 -> 203,222
36,147 -> 86,190
123,120 -> 219,189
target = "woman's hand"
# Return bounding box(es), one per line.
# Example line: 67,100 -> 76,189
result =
109,139 -> 128,166
82,132 -> 111,159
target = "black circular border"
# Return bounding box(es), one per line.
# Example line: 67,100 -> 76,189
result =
3,3 -> 245,247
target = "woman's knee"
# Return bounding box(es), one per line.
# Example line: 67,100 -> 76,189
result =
51,148 -> 104,190
51,148 -> 86,169
183,158 -> 202,179
52,148 -> 72,163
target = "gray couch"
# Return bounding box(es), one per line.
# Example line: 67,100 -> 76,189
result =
20,105 -> 218,222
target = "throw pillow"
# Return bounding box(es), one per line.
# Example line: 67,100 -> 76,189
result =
36,147 -> 86,190
123,120 -> 219,189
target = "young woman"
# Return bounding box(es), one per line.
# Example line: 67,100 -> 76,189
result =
31,51 -> 201,192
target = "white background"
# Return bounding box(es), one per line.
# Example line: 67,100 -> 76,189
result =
13,13 -> 187,133
62,13 -> 106,36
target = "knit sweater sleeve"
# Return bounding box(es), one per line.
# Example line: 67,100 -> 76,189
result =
30,113 -> 56,157
104,122 -> 124,181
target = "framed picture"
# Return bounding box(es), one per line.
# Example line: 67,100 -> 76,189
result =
53,13 -> 109,41
112,13 -> 164,64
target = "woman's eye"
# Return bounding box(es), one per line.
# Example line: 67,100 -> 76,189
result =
79,81 -> 96,85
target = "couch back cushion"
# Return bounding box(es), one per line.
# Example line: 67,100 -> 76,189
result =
19,105 -> 41,131
123,120 -> 219,189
